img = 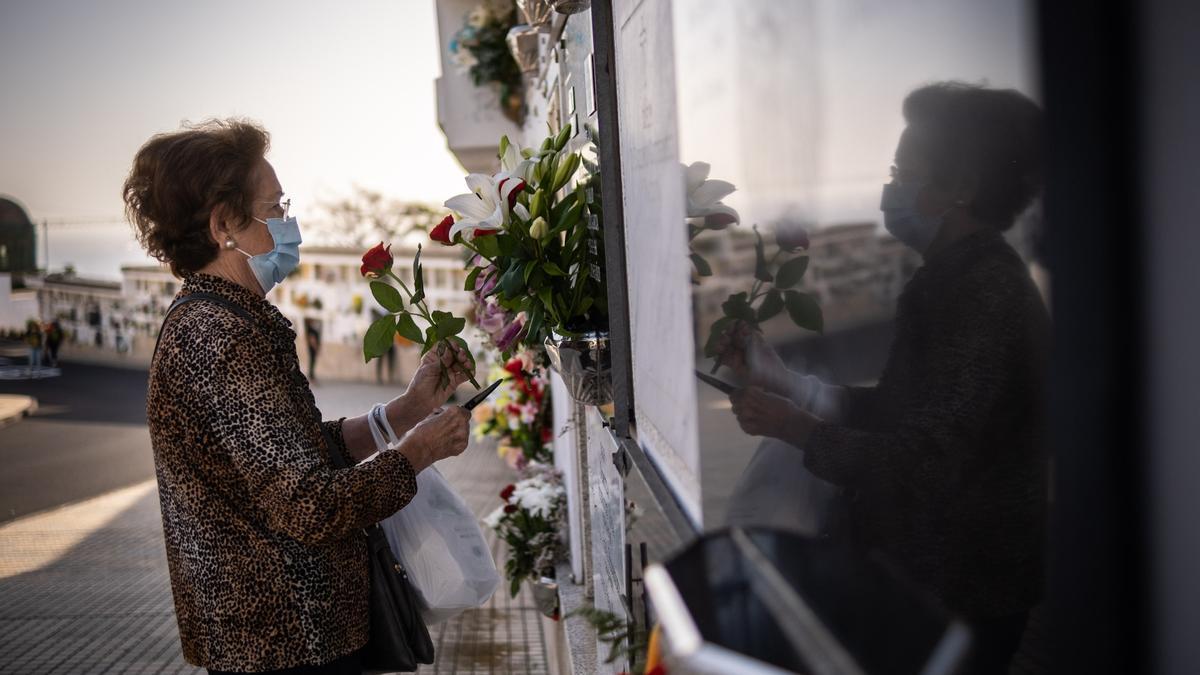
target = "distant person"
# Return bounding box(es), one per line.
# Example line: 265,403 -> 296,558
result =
124,118 -> 475,675
23,319 -> 42,377
44,320 -> 63,367
304,318 -> 322,384
717,82 -> 1048,675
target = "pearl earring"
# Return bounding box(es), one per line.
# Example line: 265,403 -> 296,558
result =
224,238 -> 237,249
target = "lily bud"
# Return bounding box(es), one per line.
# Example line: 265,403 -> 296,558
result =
529,216 -> 549,240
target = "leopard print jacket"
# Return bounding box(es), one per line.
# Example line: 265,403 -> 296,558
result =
147,273 -> 417,671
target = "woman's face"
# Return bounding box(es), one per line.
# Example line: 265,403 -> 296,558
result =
234,158 -> 288,256
893,126 -> 956,218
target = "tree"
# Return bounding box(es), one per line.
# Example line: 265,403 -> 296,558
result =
310,186 -> 442,248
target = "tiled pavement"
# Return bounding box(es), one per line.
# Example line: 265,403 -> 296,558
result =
0,381 -> 550,675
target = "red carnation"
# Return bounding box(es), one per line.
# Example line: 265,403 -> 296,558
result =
503,504 -> 518,514
503,359 -> 524,378
431,215 -> 454,245
360,242 -> 393,278
500,484 -> 516,501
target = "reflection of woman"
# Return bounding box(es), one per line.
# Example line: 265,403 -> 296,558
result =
719,83 -> 1047,675
125,119 -> 473,674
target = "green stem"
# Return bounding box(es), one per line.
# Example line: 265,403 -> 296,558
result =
459,239 -> 498,267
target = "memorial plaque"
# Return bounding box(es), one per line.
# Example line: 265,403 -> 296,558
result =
612,0 -> 703,525
586,408 -> 629,675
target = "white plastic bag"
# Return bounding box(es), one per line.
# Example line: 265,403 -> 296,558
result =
724,437 -> 841,536
378,466 -> 500,624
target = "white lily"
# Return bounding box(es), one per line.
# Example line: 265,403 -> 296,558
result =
684,161 -> 740,228
499,138 -> 539,183
445,173 -> 506,240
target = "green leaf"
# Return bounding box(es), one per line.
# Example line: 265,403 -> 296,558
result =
395,312 -> 423,343
550,193 -> 578,225
500,260 -> 525,297
690,253 -> 712,277
369,280 -> 404,313
411,245 -> 425,304
757,289 -> 784,322
436,315 -> 467,341
474,234 -> 502,260
753,226 -> 773,283
523,260 -> 537,284
525,307 -> 544,346
703,316 -> 736,358
774,256 -> 809,289
721,292 -> 756,322
554,200 -> 584,234
363,315 -> 396,362
464,265 -> 483,291
543,261 -> 566,276
784,290 -> 824,333
421,325 -> 437,355
498,135 -> 510,161
537,287 -> 558,323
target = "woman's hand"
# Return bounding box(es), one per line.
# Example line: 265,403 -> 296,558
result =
730,386 -> 820,447
713,321 -> 790,395
406,342 -> 475,411
399,406 -> 471,473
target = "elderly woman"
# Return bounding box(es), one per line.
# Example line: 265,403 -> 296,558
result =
718,82 -> 1048,675
124,119 -> 471,675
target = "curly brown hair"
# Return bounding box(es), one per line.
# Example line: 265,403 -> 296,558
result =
902,82 -> 1043,231
123,119 -> 270,276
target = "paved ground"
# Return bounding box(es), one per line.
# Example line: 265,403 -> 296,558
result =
0,364 -> 550,674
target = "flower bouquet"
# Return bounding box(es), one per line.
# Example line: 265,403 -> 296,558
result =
430,123 -> 607,362
449,0 -> 525,124
471,352 -> 553,469
360,241 -> 480,390
482,462 -> 567,597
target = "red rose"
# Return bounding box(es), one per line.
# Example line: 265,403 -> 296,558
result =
503,504 -> 518,514
360,242 -> 393,278
504,359 -> 524,378
431,215 -> 454,245
541,427 -> 552,443
500,484 -> 516,501
497,176 -> 526,209
776,225 -> 810,252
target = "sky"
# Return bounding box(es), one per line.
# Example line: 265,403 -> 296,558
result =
673,0 -> 1037,229
0,0 -> 469,279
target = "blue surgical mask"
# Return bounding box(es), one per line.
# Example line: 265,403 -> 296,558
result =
880,182 -> 949,254
236,216 -> 302,294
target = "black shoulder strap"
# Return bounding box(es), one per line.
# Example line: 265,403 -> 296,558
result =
152,292 -> 255,362
153,291 -> 349,469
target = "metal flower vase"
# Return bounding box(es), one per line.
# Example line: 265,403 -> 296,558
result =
506,24 -> 542,74
550,0 -> 591,15
544,329 -> 613,406
528,576 -> 560,619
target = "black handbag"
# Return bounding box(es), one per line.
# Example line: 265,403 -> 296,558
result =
157,292 -> 435,672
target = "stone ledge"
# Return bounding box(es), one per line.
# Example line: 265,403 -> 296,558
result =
555,559 -> 598,675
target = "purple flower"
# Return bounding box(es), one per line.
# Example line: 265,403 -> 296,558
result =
495,312 -> 527,351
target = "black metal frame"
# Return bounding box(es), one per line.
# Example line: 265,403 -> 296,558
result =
590,0 -> 700,546
1038,1 -> 1147,673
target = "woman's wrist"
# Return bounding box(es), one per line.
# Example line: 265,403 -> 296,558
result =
385,392 -> 427,437
785,404 -> 820,448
